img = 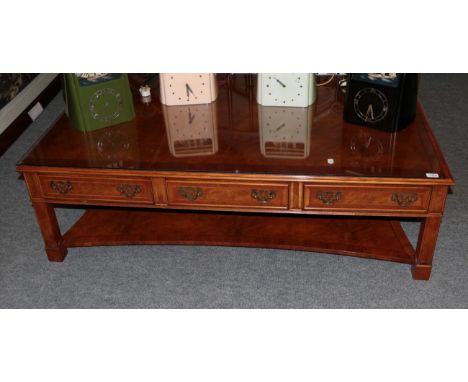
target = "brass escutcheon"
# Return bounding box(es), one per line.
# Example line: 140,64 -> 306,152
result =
391,192 -> 418,207
50,180 -> 73,194
179,186 -> 203,201
316,191 -> 341,205
251,189 -> 277,204
116,184 -> 142,198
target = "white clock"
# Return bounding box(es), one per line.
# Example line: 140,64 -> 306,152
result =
258,105 -> 312,159
256,73 -> 316,107
159,73 -> 218,106
162,102 -> 218,157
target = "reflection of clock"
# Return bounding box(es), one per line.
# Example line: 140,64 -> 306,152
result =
89,88 -> 123,122
353,88 -> 388,123
257,74 -> 316,107
258,105 -> 312,159
162,102 -> 218,157
159,74 -> 218,105
350,132 -> 384,158
343,73 -> 418,132
347,128 -> 397,175
97,129 -> 131,162
80,121 -> 140,168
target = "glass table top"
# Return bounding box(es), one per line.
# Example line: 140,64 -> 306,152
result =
18,74 -> 452,181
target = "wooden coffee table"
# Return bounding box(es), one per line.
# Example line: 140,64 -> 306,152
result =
17,74 -> 454,280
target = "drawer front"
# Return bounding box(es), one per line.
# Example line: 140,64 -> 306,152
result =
38,174 -> 154,204
166,180 -> 289,210
303,184 -> 431,212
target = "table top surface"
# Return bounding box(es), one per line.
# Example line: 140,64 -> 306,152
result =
18,74 -> 454,183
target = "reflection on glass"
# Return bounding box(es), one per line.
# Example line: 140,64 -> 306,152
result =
229,73 -> 254,97
162,102 -> 218,157
258,105 -> 313,159
227,74 -> 255,131
346,127 -> 397,176
81,121 -> 140,168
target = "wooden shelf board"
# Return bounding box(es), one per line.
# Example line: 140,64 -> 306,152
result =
63,208 -> 416,264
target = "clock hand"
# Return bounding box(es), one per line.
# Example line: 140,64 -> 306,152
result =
364,104 -> 374,122
188,109 -> 195,124
186,83 -> 194,98
273,77 -> 286,88
274,123 -> 286,132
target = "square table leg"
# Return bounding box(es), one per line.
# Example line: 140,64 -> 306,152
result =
32,202 -> 67,262
412,216 -> 442,280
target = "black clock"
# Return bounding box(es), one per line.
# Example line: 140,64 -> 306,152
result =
343,74 -> 418,132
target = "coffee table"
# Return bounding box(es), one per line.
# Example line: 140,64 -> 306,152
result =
17,74 -> 454,280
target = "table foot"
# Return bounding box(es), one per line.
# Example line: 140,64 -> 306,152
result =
45,243 -> 68,262
411,264 -> 432,280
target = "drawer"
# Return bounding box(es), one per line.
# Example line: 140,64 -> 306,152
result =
166,179 -> 289,210
38,174 -> 154,204
303,184 -> 431,212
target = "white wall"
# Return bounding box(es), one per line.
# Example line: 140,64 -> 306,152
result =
0,74 -> 58,134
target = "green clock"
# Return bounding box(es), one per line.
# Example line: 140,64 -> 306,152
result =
63,73 -> 135,132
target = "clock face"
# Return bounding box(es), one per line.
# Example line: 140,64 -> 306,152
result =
160,74 -> 216,105
259,105 -> 312,158
353,87 -> 389,123
258,73 -> 315,107
162,103 -> 218,157
88,88 -> 123,122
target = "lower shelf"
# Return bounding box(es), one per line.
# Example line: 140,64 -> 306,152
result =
63,208 -> 416,264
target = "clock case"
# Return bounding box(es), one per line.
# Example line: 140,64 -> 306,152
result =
63,74 -> 135,132
343,74 -> 418,132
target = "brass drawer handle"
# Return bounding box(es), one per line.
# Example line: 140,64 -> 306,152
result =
251,189 -> 277,203
116,184 -> 142,198
179,186 -> 203,201
316,191 -> 341,205
391,192 -> 418,207
50,180 -> 73,194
